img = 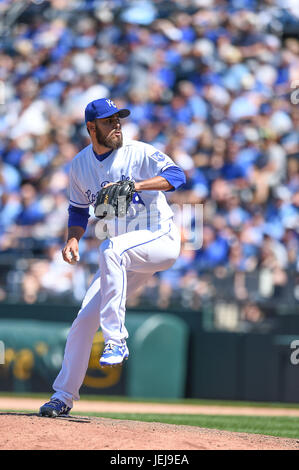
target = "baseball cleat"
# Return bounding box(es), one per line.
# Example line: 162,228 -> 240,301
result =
39,398 -> 71,418
99,341 -> 129,367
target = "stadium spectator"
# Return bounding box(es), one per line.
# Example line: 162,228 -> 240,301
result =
0,0 -> 298,324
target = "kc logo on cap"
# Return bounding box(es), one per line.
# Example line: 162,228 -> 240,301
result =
85,98 -> 130,123
106,99 -> 117,108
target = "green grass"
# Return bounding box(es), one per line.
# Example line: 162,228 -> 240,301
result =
1,408 -> 299,440
1,392 -> 299,440
74,412 -> 299,440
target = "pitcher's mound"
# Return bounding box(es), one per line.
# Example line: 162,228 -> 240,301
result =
1,413 -> 299,450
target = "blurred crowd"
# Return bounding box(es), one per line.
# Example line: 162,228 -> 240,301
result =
0,0 -> 298,326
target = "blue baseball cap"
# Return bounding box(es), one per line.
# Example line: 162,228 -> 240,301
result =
85,98 -> 130,123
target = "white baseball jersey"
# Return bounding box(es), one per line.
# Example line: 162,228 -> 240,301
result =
51,139 -> 183,407
69,139 -> 178,234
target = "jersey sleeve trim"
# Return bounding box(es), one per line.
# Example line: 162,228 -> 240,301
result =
68,204 -> 90,230
69,199 -> 90,208
159,165 -> 186,191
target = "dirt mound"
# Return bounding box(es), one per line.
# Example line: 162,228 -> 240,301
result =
1,412 -> 299,450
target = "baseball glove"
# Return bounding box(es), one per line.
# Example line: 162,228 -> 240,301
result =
94,180 -> 136,219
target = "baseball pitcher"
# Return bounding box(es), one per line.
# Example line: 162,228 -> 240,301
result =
39,98 -> 186,417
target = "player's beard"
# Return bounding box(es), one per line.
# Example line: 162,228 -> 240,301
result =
95,125 -> 123,150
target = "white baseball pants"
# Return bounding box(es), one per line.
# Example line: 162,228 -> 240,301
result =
51,220 -> 180,408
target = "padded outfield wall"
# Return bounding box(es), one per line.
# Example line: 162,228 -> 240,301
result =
0,303 -> 299,403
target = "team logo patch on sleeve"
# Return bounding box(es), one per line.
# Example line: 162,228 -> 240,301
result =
149,151 -> 166,162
